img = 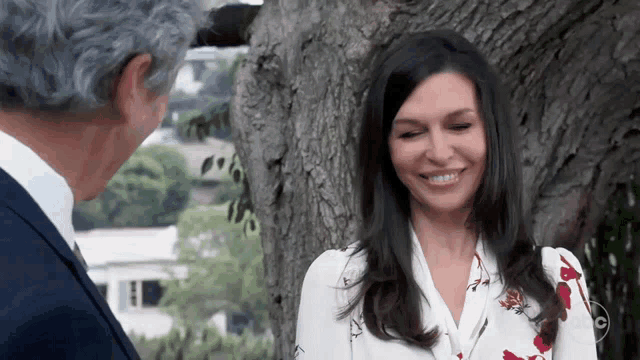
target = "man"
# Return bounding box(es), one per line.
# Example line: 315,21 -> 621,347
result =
0,0 -> 206,358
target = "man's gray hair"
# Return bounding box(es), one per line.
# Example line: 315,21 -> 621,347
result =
0,0 -> 207,114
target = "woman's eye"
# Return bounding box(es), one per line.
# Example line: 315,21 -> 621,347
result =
450,123 -> 471,131
400,132 -> 420,138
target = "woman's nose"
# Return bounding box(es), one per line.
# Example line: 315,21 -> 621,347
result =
425,131 -> 454,163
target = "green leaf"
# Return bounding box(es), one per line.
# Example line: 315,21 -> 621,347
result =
196,124 -> 206,141
176,109 -> 204,141
205,101 -> 231,131
227,199 -> 236,222
201,156 -> 214,176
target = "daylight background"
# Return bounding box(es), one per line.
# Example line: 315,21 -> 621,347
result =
72,1 -> 640,359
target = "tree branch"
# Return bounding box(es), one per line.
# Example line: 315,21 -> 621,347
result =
190,4 -> 262,48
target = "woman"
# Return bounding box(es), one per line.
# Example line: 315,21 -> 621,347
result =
295,30 -> 597,359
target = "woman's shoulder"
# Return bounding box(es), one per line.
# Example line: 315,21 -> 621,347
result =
536,246 -> 597,354
537,245 -> 591,305
303,241 -> 367,287
538,246 -> 586,277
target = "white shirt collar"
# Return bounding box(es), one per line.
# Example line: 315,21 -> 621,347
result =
409,223 -> 498,359
0,129 -> 76,250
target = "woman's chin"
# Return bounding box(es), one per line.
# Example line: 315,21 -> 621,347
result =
414,196 -> 473,215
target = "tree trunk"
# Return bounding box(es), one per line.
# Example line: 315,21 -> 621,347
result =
230,0 -> 640,358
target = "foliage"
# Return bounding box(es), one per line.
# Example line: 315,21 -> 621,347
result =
583,181 -> 640,359
72,145 -> 192,229
174,50 -> 253,230
180,104 -> 255,236
176,100 -> 231,143
228,53 -> 246,85
159,201 -> 266,335
161,113 -> 175,128
201,65 -> 233,98
212,181 -> 243,204
175,53 -> 247,143
72,197 -> 110,230
130,325 -> 273,360
198,53 -> 245,99
156,48 -> 263,351
138,145 -> 193,224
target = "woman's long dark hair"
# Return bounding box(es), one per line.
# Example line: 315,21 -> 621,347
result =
337,30 -> 565,350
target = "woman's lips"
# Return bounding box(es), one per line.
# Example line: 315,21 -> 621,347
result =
419,169 -> 465,186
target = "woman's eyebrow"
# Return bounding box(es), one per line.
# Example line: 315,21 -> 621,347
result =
393,108 -> 475,125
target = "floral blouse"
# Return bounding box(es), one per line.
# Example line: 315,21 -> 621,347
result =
295,225 -> 598,359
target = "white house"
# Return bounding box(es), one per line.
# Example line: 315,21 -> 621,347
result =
74,226 -> 228,339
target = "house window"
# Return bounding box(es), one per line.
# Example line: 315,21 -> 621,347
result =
96,284 -> 108,300
124,280 -> 166,310
142,280 -> 165,307
130,281 -> 138,307
227,311 -> 254,336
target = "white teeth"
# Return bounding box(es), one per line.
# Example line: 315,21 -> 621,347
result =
427,172 -> 459,182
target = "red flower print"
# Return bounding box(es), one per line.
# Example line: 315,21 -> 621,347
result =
500,289 -> 524,310
533,334 -> 552,353
556,282 -> 572,310
467,252 -> 491,292
503,350 -> 547,360
560,255 -> 591,313
533,320 -> 553,353
467,278 -> 481,291
503,350 -> 524,360
560,256 -> 580,278
555,282 -> 572,321
560,266 -> 578,281
475,253 -> 482,268
499,289 -> 530,315
457,352 -> 463,359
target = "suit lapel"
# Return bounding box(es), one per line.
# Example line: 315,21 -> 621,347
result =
73,242 -> 89,270
0,167 -> 139,359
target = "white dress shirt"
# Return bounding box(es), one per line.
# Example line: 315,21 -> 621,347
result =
0,129 -> 76,251
295,224 -> 598,359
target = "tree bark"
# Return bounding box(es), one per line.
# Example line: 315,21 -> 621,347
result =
230,0 -> 640,358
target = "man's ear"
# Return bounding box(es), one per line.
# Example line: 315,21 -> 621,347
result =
153,94 -> 169,122
112,53 -> 154,124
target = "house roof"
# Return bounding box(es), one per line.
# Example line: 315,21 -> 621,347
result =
74,226 -> 179,267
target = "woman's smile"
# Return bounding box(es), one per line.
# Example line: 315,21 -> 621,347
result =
419,169 -> 465,188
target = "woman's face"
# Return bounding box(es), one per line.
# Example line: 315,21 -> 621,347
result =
388,72 -> 486,215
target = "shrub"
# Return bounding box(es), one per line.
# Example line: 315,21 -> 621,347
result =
130,325 -> 273,360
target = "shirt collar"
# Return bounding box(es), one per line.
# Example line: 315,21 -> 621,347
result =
0,129 -> 76,251
409,222 -> 499,358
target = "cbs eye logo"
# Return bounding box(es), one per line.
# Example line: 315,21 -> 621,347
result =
569,300 -> 610,345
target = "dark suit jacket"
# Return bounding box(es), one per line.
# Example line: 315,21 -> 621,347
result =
0,167 -> 140,360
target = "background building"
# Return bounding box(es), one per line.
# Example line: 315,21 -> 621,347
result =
75,226 -> 228,339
